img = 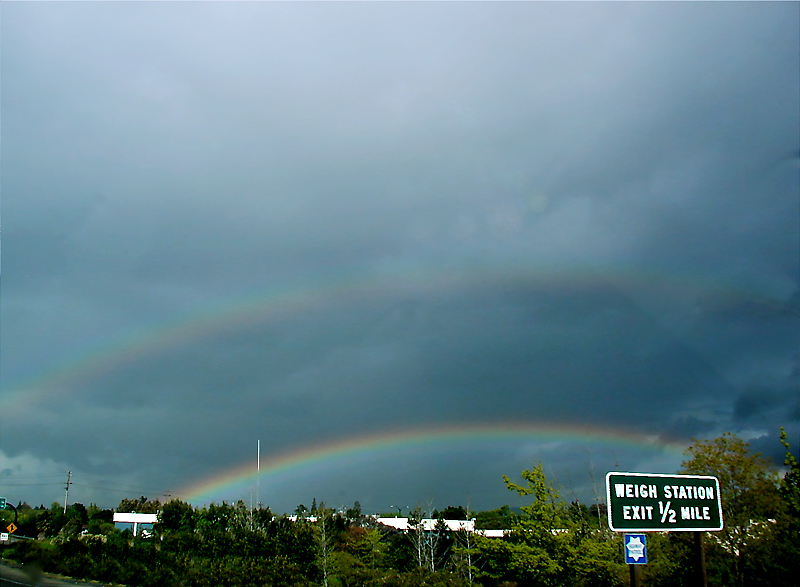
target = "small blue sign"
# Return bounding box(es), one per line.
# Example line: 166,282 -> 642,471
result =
624,533 -> 647,564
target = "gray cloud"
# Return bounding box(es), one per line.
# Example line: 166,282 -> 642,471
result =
2,1 -> 797,513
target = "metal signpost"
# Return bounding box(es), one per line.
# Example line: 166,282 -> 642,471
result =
1,497 -> 8,543
623,533 -> 647,587
606,472 -> 723,587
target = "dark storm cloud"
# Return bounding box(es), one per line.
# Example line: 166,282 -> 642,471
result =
1,1 -> 798,511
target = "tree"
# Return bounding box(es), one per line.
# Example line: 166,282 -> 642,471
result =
477,464 -> 625,587
346,500 -> 363,523
116,496 -> 161,513
474,504 -> 514,530
316,502 -> 333,587
503,463 -> 566,528
158,499 -> 195,533
741,428 -> 800,587
778,427 -> 800,521
406,503 -> 446,572
66,503 -> 88,524
407,506 -> 428,570
450,527 -> 478,583
476,464 -> 569,586
433,505 -> 470,520
680,432 -> 781,587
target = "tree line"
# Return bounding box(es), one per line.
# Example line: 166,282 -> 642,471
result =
1,430 -> 798,587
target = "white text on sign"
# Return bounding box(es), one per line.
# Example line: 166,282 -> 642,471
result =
614,483 -> 716,500
622,505 -> 654,520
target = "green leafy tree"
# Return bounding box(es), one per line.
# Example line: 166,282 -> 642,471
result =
450,528 -> 479,583
316,502 -> 334,587
503,464 -> 566,529
40,502 -> 69,537
476,464 -> 569,586
639,531 -> 694,587
680,432 -> 781,587
737,428 -> 800,587
116,495 -> 161,513
66,502 -> 88,524
475,505 -> 514,530
477,464 -> 625,587
408,505 -> 445,571
358,526 -> 387,570
433,506 -> 470,520
778,427 -> 800,521
158,498 -> 196,533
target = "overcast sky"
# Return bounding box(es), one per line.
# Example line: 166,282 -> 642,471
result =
1,1 -> 798,514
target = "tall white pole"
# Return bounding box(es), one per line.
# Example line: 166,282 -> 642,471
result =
257,440 -> 261,509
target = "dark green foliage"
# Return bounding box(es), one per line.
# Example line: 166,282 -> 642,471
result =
158,498 -> 196,532
680,432 -> 783,587
1,503 -> 45,538
3,430 -> 798,587
475,505 -> 515,529
346,501 -> 363,522
475,464 -> 627,587
94,558 -> 123,583
433,506 -> 470,520
1,539 -> 60,569
117,496 -> 162,513
59,552 -> 94,579
638,532 -> 694,587
13,516 -> 40,538
383,530 -> 416,573
379,569 -> 471,587
65,502 -> 88,523
735,428 -> 800,587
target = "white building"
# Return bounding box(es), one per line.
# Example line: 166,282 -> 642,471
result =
376,518 -> 476,532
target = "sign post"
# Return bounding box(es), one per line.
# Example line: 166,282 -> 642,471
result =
1,499 -> 19,532
606,472 -> 722,587
623,533 -> 647,587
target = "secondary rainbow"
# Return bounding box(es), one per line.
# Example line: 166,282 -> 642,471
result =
1,262 -> 759,418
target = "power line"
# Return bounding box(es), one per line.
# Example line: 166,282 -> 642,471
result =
0,474 -> 68,479
0,482 -> 64,487
71,482 -> 171,495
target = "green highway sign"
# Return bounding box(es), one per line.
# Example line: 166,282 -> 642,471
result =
606,472 -> 723,532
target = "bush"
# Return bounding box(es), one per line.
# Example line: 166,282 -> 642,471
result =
58,552 -> 94,579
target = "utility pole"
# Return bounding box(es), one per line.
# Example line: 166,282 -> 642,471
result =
63,471 -> 73,513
